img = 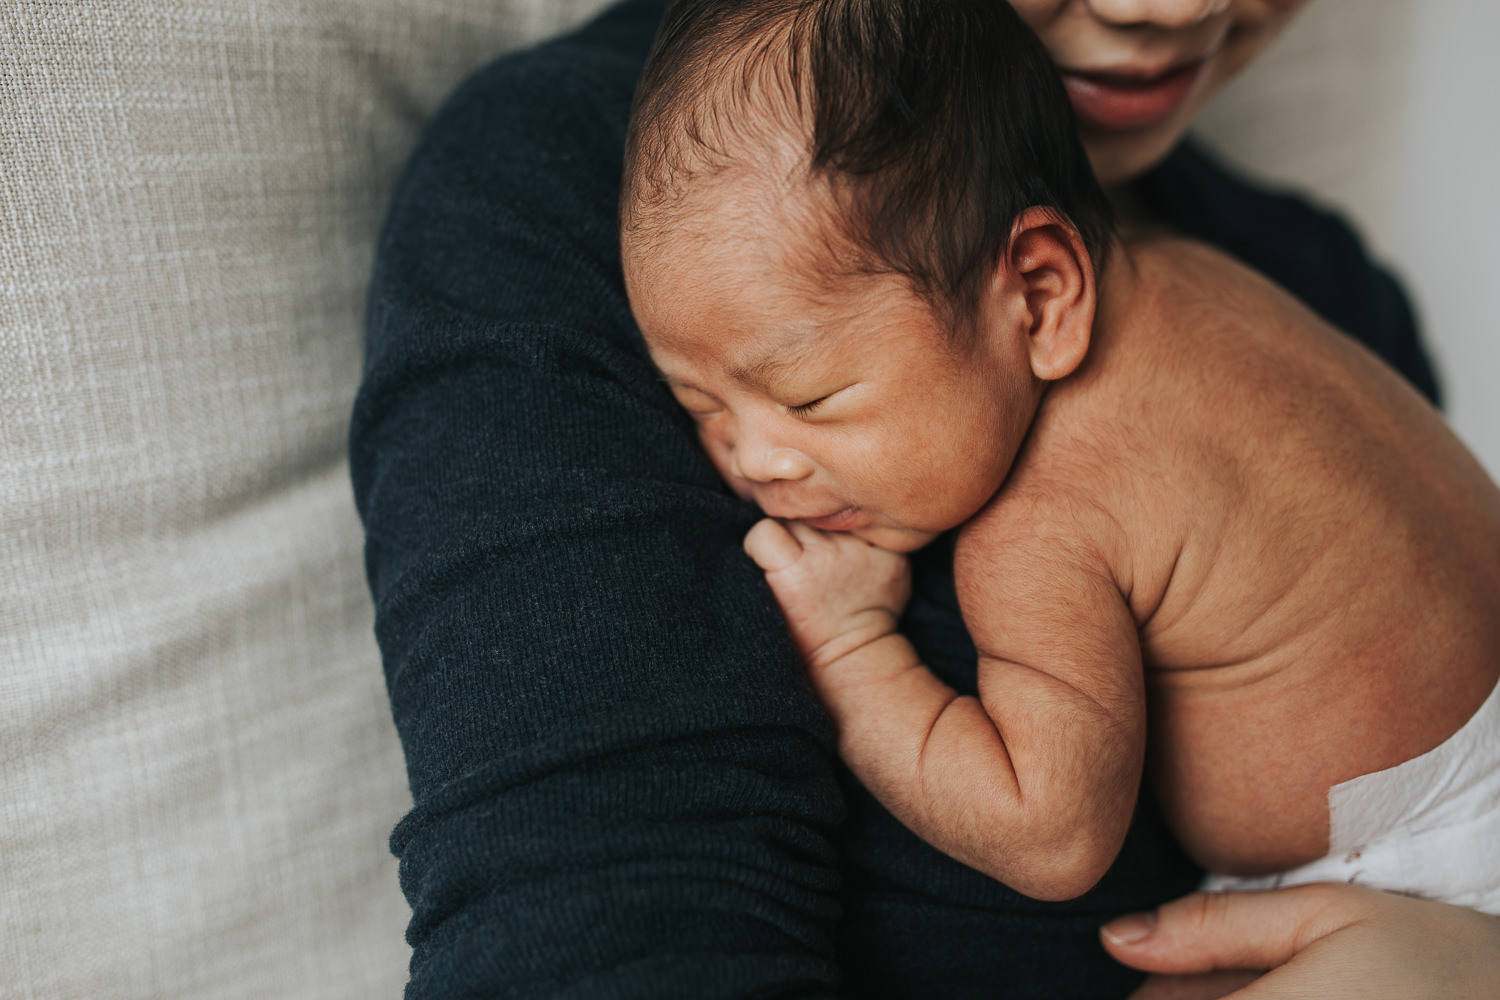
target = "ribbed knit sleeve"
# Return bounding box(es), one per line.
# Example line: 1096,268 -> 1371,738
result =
351,3 -> 844,996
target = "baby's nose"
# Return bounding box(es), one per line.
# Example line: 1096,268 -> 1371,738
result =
1085,0 -> 1231,29
731,436 -> 814,484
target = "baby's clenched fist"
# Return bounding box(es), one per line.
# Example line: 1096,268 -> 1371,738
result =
744,518 -> 912,673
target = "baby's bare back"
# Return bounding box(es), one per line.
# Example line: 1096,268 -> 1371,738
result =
993,240 -> 1500,876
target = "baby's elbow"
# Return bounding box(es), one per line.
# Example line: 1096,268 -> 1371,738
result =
971,820 -> 1123,902
1011,840 -> 1118,901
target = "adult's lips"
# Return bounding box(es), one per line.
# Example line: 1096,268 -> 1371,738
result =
1060,59 -> 1207,131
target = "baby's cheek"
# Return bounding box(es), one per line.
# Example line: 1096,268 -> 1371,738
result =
700,434 -> 755,501
723,476 -> 758,503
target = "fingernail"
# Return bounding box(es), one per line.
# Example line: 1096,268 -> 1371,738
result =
1101,911 -> 1157,946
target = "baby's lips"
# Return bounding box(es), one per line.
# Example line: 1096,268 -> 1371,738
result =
796,507 -> 865,532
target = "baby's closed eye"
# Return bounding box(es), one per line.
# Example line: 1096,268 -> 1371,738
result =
780,382 -> 857,419
787,395 -> 829,417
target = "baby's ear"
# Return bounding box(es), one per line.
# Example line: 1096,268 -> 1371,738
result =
1002,206 -> 1097,382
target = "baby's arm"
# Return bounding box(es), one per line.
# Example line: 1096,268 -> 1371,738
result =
745,513 -> 1144,901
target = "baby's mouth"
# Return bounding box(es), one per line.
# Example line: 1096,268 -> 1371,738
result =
798,507 -> 865,532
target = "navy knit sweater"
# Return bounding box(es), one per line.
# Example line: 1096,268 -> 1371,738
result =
352,2 -> 1439,997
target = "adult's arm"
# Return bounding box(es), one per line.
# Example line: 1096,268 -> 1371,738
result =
351,3 -> 844,995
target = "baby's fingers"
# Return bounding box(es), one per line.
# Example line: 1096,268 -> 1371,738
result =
744,518 -> 804,573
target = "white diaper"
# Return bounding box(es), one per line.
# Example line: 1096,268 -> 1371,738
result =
1201,675 -> 1500,915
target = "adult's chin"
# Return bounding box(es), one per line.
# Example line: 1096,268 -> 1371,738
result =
1080,118 -> 1192,188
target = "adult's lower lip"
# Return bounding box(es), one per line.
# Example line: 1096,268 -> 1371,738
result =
1060,60 -> 1206,131
800,507 -> 865,532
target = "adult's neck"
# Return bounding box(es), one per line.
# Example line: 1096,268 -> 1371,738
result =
1106,179 -> 1172,238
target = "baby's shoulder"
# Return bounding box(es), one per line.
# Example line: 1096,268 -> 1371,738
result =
1124,234 -> 1244,281
1126,237 -> 1322,339
1110,237 -> 1335,406
959,473 -> 1127,579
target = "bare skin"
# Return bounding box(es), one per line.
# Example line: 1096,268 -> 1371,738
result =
1109,884 -> 1500,998
1067,244 -> 1500,875
741,236 -> 1500,897
632,188 -> 1500,900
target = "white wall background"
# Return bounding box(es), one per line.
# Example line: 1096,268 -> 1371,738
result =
1196,0 -> 1500,480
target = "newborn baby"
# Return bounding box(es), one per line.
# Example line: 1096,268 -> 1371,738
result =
619,0 -> 1500,907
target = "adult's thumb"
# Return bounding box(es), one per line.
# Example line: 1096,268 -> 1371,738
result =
1100,887 -> 1354,976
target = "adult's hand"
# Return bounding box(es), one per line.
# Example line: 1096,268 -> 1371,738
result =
1101,884 -> 1500,999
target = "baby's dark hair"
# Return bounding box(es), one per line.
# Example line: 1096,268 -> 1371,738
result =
621,0 -> 1115,330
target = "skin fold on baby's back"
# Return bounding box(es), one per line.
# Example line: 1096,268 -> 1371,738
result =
983,238 -> 1500,876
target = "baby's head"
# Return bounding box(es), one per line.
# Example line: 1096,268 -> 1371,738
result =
621,0 -> 1115,551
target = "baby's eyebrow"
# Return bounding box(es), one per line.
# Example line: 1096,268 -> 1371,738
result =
728,331 -> 822,390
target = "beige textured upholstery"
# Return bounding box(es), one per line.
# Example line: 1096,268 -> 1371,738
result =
1195,0 -> 1412,256
1,2 -> 611,997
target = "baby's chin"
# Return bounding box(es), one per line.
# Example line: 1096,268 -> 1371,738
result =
852,524 -> 941,554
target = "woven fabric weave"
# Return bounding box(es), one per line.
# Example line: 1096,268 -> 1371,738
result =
0,2 -> 611,998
